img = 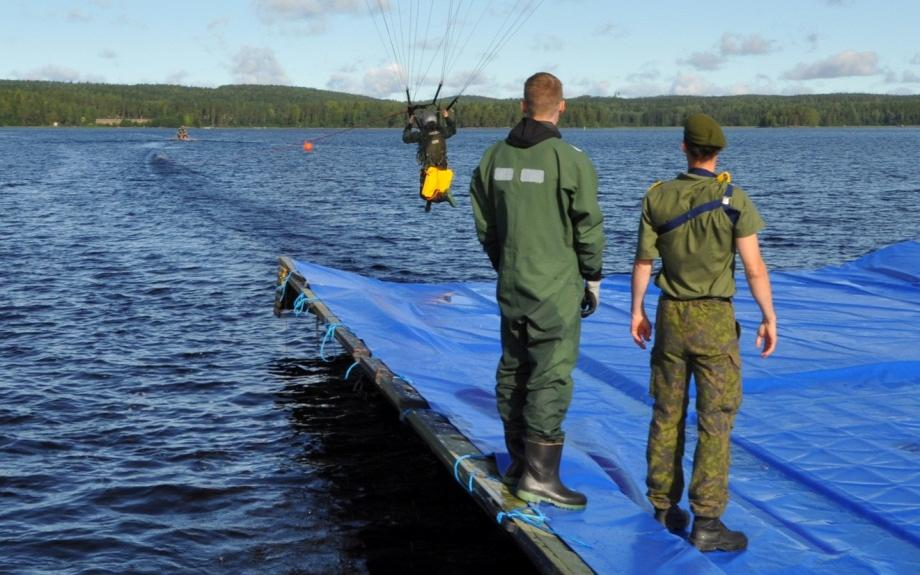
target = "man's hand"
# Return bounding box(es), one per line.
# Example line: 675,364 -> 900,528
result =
580,280 -> 601,318
756,317 -> 777,358
631,311 -> 652,349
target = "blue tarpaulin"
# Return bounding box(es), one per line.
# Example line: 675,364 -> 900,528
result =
289,242 -> 920,574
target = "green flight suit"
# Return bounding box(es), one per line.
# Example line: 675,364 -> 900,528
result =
636,170 -> 764,518
470,119 -> 604,441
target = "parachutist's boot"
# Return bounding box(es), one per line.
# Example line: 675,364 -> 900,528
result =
654,505 -> 690,533
690,517 -> 748,552
514,438 -> 587,510
502,429 -> 526,487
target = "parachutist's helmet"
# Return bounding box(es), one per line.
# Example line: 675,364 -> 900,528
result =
420,110 -> 438,130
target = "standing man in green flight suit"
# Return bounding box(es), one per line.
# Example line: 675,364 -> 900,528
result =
630,113 -> 777,551
470,72 -> 605,510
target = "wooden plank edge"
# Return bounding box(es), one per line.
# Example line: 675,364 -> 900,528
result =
274,257 -> 594,575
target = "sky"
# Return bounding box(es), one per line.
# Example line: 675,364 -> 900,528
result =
3,0 -> 920,101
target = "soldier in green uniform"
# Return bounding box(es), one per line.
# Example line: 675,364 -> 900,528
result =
630,113 -> 777,551
470,72 -> 604,510
403,108 -> 457,210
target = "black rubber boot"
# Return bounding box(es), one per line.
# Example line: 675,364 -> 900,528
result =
690,517 -> 748,552
654,505 -> 690,533
502,430 -> 526,487
514,438 -> 587,510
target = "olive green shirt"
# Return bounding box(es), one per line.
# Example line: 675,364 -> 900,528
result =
636,172 -> 764,299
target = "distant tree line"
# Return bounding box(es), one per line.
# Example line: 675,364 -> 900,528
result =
1,80 -> 919,128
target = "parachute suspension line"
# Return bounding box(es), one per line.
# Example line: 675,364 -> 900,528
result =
442,0 -> 487,86
456,0 -> 545,98
409,0 -> 439,103
366,0 -> 408,92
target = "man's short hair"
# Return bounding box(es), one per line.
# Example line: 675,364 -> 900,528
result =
524,72 -> 563,118
684,142 -> 722,161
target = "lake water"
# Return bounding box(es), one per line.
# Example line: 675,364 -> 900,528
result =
1,126 -> 918,574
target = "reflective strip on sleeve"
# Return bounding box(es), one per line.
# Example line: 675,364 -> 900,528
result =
494,167 -> 514,181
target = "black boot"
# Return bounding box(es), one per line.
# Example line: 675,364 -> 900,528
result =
514,438 -> 587,510
690,517 -> 748,552
502,430 -> 526,487
654,505 -> 690,533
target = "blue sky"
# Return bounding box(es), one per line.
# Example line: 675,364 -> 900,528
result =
4,0 -> 920,100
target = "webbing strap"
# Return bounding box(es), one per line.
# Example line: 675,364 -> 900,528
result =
655,169 -> 740,235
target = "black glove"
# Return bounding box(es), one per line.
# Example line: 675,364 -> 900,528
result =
580,280 -> 601,318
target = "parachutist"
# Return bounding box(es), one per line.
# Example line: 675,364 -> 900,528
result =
403,107 -> 457,211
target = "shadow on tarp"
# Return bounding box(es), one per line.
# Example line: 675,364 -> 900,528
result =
289,241 -> 920,575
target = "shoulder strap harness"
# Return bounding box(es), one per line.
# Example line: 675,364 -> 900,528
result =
654,168 -> 740,235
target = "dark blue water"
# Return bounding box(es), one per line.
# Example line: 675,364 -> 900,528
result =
1,127 -> 918,574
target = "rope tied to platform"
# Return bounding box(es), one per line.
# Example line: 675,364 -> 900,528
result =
496,505 -> 593,548
292,293 -> 318,316
452,453 -> 490,494
276,272 -> 291,301
344,360 -> 360,380
319,322 -> 344,362
496,506 -> 549,529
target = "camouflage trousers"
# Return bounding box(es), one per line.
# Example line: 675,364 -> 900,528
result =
646,298 -> 742,519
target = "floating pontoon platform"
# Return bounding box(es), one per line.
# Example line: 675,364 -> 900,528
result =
273,242 -> 920,575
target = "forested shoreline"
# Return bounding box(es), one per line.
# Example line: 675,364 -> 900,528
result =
2,80 -> 919,128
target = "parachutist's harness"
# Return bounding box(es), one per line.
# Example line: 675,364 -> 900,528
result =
654,168 -> 740,235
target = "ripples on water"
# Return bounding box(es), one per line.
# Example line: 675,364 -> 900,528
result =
0,127 -> 918,573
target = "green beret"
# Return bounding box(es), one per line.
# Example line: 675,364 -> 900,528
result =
683,113 -> 726,149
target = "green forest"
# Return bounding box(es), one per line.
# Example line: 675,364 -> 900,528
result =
2,80 -> 919,128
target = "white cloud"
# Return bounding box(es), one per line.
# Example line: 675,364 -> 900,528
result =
362,63 -> 403,97
616,81 -> 667,98
886,70 -> 920,84
229,46 -> 290,84
165,70 -> 190,85
806,33 -> 820,52
782,50 -> 880,80
254,0 -> 363,23
670,73 -> 722,96
325,72 -> 359,94
66,8 -> 92,23
573,78 -> 612,97
911,53 -> 920,65
208,17 -> 230,32
593,22 -> 623,38
680,51 -> 724,71
11,65 -> 105,83
720,33 -> 775,56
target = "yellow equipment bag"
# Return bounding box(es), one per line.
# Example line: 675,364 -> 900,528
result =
420,166 -> 453,201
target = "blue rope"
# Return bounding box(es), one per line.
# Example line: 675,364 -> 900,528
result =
344,360 -> 360,380
496,505 -> 593,548
319,322 -> 344,362
452,454 -> 489,493
276,272 -> 291,301
292,293 -> 317,316
496,506 -> 549,529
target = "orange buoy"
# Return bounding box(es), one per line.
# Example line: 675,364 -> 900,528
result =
303,141 -> 314,152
